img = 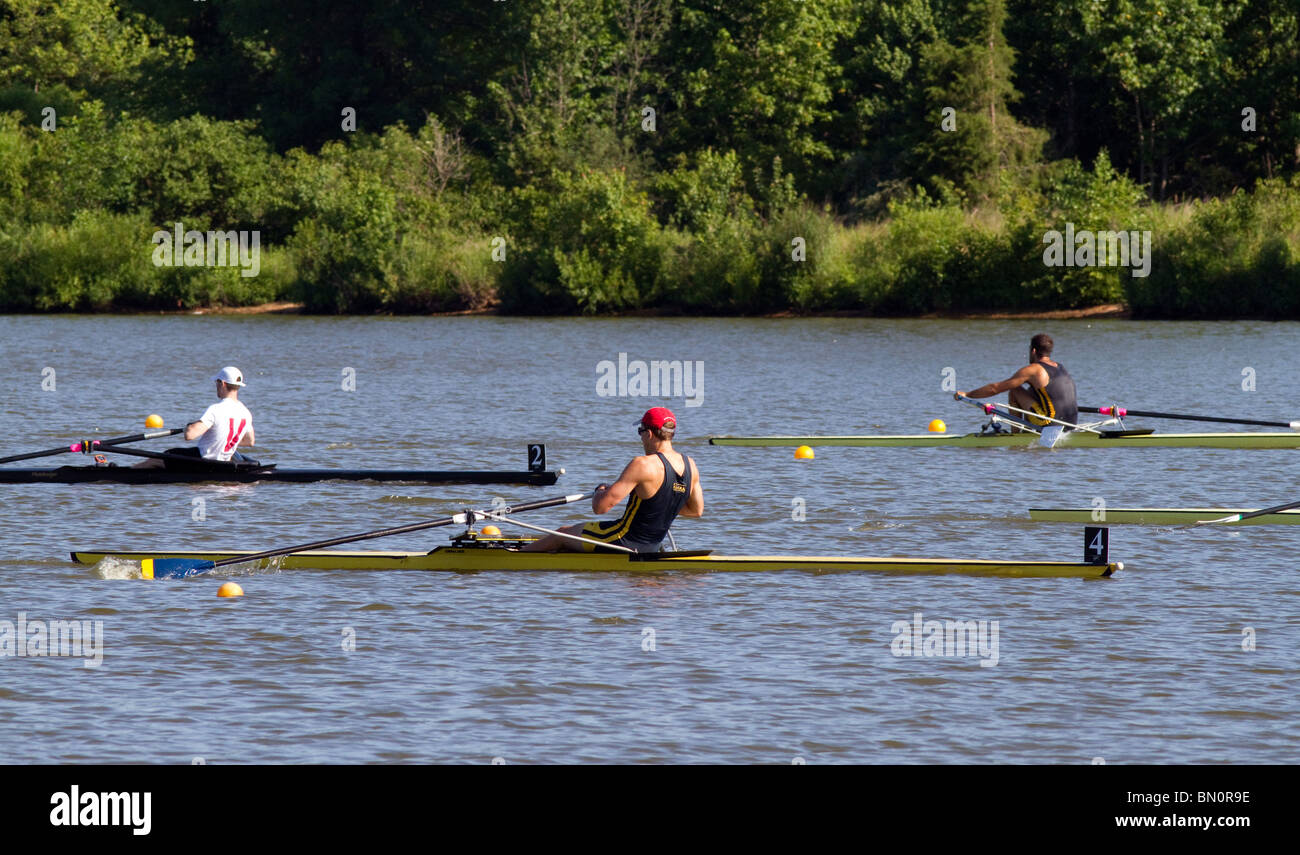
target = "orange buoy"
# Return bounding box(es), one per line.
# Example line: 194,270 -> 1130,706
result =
928,419 -> 946,433
145,414 -> 164,428
794,445 -> 815,460
217,582 -> 244,598
480,525 -> 502,537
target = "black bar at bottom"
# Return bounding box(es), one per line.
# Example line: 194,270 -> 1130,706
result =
0,765 -> 1278,842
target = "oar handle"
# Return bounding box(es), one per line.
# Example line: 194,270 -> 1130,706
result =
954,393 -> 996,414
211,493 -> 589,568
0,428 -> 183,465
1082,406 -> 1299,430
954,394 -> 1041,429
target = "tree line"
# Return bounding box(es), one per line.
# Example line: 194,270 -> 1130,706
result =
0,0 -> 1296,317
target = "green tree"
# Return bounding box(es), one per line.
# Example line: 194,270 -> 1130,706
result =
823,0 -> 942,214
0,0 -> 181,96
913,0 -> 1045,203
1080,0 -> 1230,198
660,0 -> 850,188
1201,1 -> 1300,190
485,0 -> 626,182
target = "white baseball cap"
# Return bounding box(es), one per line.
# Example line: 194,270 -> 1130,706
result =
212,366 -> 246,387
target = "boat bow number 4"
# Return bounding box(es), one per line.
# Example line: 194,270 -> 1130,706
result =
71,518 -> 1121,579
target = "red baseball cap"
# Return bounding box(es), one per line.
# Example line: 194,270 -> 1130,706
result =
638,407 -> 677,430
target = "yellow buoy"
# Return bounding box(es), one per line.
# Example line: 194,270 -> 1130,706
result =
794,445 -> 815,460
480,525 -> 502,537
145,414 -> 164,428
217,582 -> 244,598
928,419 -> 947,433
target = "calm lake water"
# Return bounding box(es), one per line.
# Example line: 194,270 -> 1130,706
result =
0,314 -> 1297,763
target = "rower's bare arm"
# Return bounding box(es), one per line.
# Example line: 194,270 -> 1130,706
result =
592,459 -> 646,514
963,365 -> 1042,398
241,428 -> 255,446
184,420 -> 210,441
681,464 -> 703,518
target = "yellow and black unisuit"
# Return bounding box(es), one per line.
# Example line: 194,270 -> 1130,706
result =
580,453 -> 693,553
1027,362 -> 1078,426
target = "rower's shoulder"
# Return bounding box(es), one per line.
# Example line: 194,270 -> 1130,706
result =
628,453 -> 661,470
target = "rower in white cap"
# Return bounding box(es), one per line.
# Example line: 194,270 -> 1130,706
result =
133,366 -> 257,468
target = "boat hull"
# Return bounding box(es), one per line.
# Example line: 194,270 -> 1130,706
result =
708,432 -> 1300,448
0,467 -> 559,485
71,547 -> 1119,578
1029,507 -> 1300,526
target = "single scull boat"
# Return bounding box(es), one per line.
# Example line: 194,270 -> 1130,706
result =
73,534 -> 1120,578
1028,507 -> 1300,526
0,465 -> 560,486
709,432 -> 1300,448
0,444 -> 559,485
710,398 -> 1300,449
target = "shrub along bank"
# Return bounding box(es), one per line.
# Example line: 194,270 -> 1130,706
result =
1,111 -> 1297,318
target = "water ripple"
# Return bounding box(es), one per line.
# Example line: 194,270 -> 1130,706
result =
0,316 -> 1297,763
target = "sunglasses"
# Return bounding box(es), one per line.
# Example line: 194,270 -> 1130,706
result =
637,426 -> 650,434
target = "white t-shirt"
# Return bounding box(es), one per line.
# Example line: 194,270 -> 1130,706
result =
196,398 -> 254,461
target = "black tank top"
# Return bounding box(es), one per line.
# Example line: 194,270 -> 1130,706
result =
1036,362 -> 1078,425
614,452 -> 693,551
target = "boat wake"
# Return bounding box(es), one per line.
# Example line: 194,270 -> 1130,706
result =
89,556 -> 286,579
855,520 -> 907,531
209,557 -> 286,577
377,494 -> 452,505
91,558 -> 144,580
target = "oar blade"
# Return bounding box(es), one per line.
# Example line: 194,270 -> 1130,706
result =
141,557 -> 216,579
1037,425 -> 1065,448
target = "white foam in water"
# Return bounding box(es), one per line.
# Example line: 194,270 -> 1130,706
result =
377,494 -> 445,505
212,556 -> 285,577
92,558 -> 144,580
88,556 -> 286,580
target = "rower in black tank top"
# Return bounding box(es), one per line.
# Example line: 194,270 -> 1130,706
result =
519,406 -> 703,555
581,453 -> 693,552
1029,362 -> 1078,426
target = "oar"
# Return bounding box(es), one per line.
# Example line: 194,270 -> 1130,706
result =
1197,498 -> 1300,526
91,445 -> 267,469
0,428 -> 183,465
954,394 -> 1070,446
1083,406 -> 1300,430
141,492 -> 590,579
956,394 -> 1096,432
490,514 -> 635,552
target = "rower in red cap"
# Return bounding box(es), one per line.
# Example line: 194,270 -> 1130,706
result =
523,406 -> 703,552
